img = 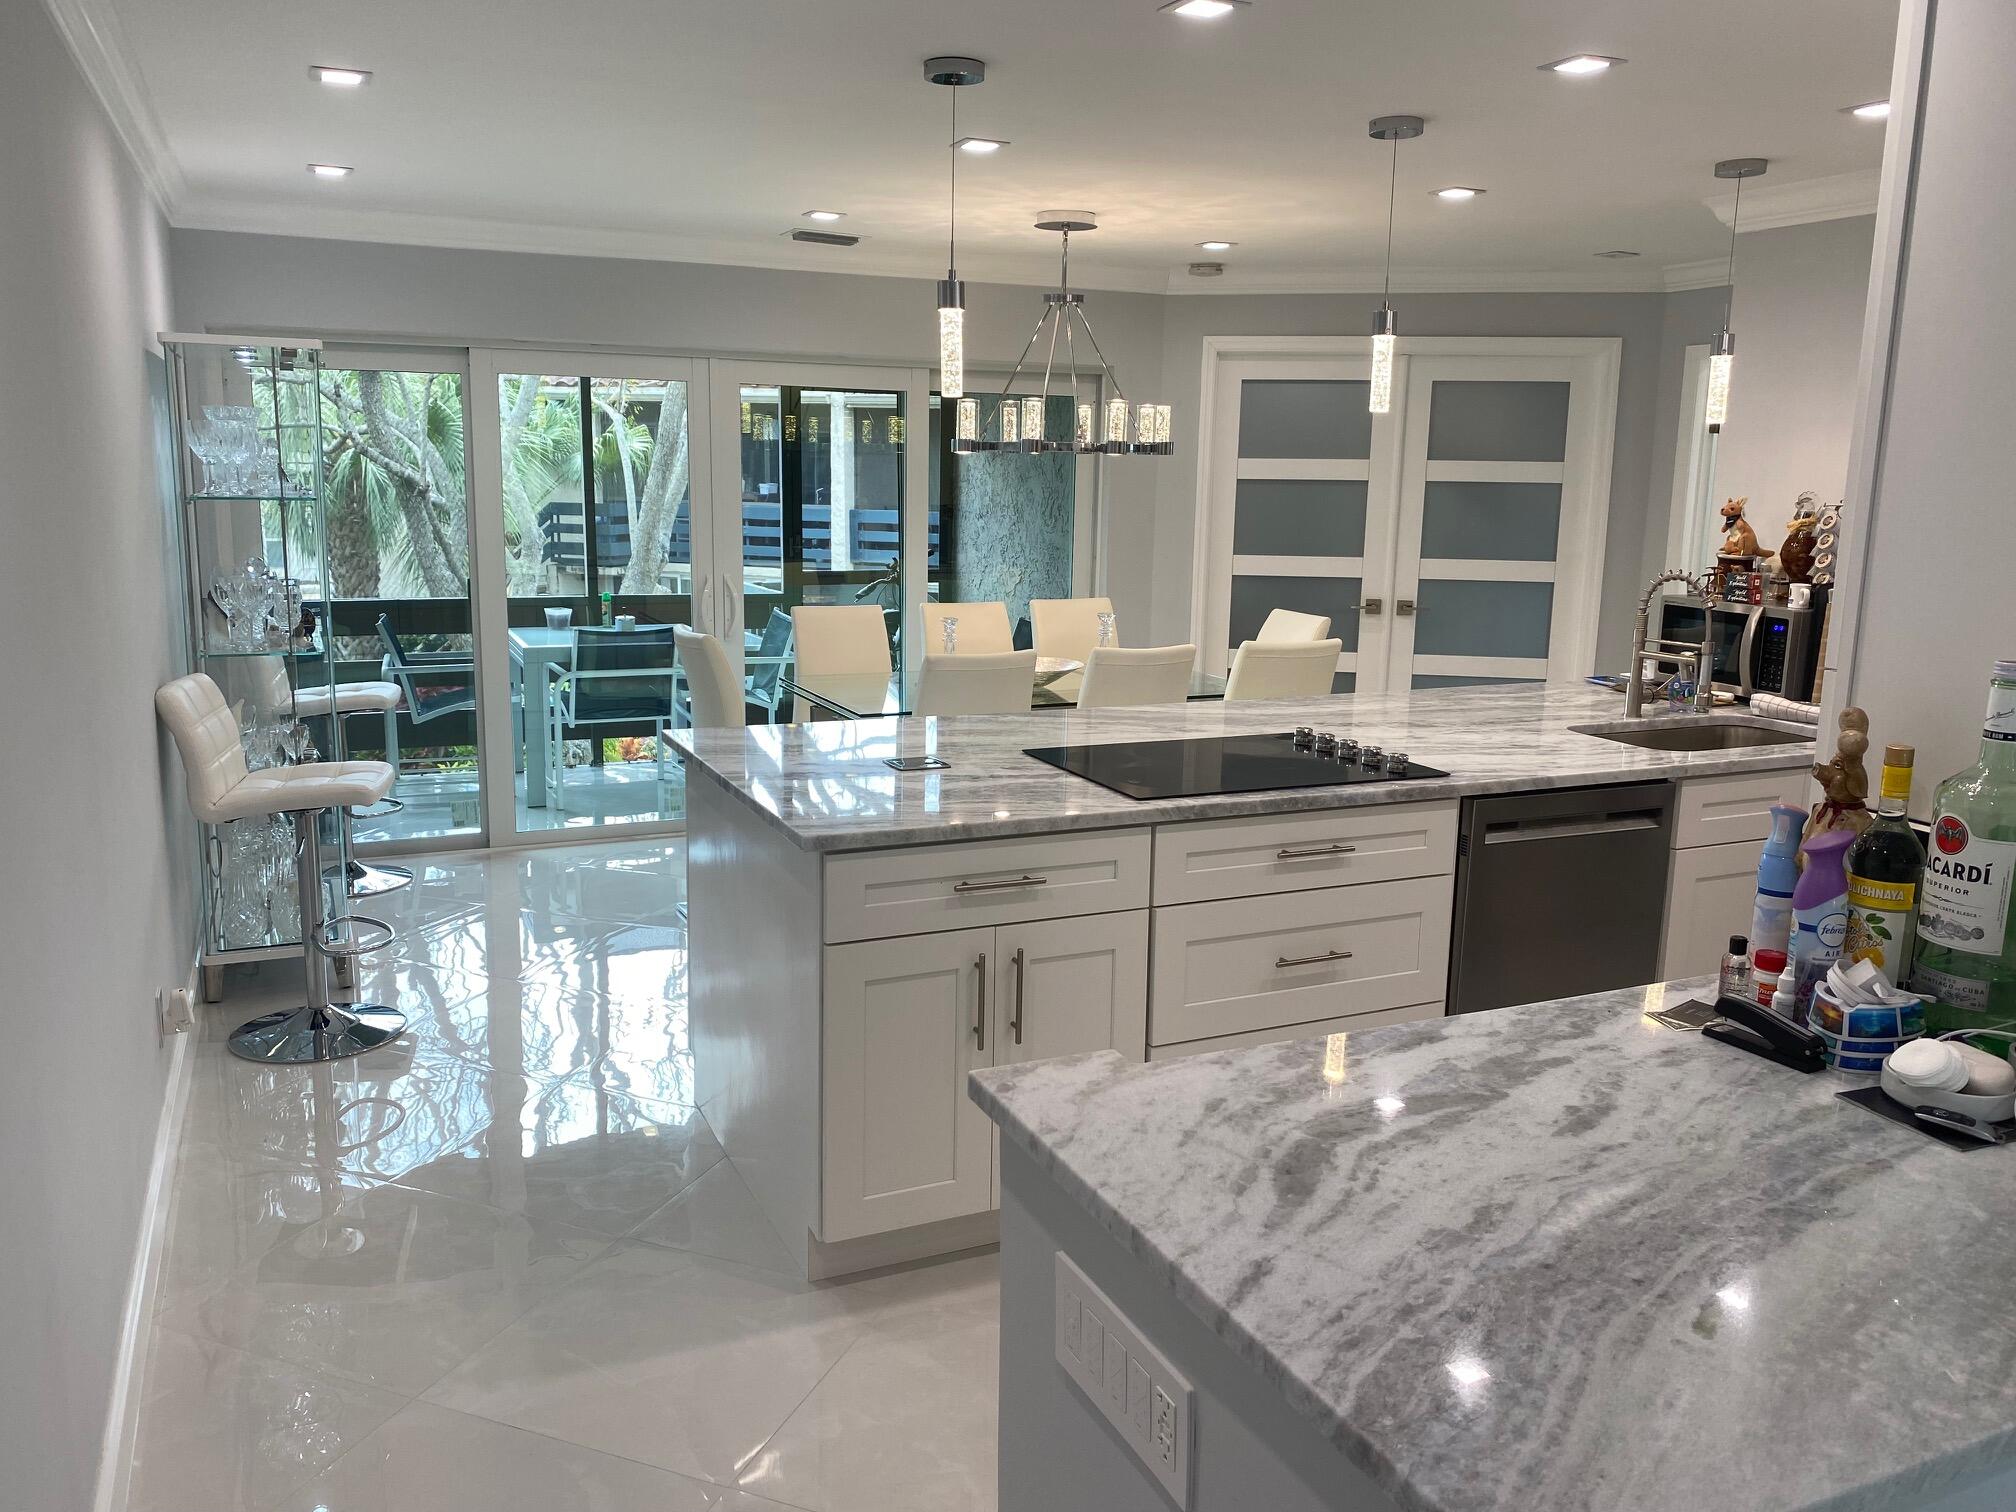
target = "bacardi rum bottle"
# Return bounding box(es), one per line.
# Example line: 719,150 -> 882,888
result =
1912,660 -> 2016,1033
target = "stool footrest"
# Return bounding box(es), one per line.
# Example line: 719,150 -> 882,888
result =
316,913 -> 395,960
349,797 -> 406,819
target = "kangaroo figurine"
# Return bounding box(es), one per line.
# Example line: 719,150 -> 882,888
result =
1719,497 -> 1761,560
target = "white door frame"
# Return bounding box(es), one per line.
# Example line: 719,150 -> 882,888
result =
1190,334 -> 1621,686
469,348 -> 711,847
1662,343 -> 1719,580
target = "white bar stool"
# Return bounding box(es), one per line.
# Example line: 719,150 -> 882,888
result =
291,678 -> 413,900
157,673 -> 409,1064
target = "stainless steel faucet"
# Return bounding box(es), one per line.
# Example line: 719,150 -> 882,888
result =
1625,570 -> 1720,718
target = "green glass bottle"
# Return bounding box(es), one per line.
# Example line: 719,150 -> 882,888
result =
1912,660 -> 2016,1034
1844,745 -> 1927,984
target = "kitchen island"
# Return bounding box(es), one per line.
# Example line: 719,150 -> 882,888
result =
674,684 -> 1813,1277
970,979 -> 2016,1512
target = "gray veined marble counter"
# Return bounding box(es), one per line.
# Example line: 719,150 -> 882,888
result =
971,980 -> 2016,1512
671,683 -> 1812,852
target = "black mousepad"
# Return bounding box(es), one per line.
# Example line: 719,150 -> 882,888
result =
1836,1085 -> 2013,1151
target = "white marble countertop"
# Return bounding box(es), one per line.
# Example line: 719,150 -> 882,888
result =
672,684 -> 1814,852
970,981 -> 2016,1512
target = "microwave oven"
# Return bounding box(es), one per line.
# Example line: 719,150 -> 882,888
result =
1656,590 -> 1825,701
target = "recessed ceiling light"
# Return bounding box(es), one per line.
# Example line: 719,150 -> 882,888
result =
309,65 -> 371,88
802,210 -> 846,222
1541,54 -> 1624,75
1845,99 -> 1891,119
1158,0 -> 1250,16
953,136 -> 1008,154
307,163 -> 353,178
1434,186 -> 1483,201
1197,240 -> 1236,251
1594,249 -> 1641,258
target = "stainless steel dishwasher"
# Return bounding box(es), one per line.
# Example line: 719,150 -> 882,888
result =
1448,782 -> 1676,1015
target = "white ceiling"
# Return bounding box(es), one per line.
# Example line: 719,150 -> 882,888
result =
79,0 -> 1898,292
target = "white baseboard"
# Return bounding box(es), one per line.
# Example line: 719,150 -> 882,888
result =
91,972 -> 198,1512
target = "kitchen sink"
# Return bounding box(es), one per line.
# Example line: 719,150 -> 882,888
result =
1571,719 -> 1814,752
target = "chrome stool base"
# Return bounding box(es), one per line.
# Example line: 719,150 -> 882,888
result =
228,1002 -> 407,1064
346,860 -> 413,899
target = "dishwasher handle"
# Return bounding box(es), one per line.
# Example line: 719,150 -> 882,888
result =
1481,810 -> 1666,845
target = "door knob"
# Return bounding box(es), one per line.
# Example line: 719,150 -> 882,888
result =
1396,599 -> 1416,617
1359,598 -> 1383,616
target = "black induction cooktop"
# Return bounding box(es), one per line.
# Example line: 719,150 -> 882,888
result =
1022,732 -> 1448,801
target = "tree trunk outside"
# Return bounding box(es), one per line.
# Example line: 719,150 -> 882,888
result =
620,385 -> 691,594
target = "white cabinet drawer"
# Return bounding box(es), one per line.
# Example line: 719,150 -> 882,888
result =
1673,769 -> 1809,850
1660,839 -> 1762,981
1149,875 -> 1453,1046
1146,1001 -> 1442,1061
1151,801 -> 1456,905
824,828 -> 1151,944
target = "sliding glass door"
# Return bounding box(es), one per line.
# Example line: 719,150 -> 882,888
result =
471,351 -> 711,841
705,362 -> 931,701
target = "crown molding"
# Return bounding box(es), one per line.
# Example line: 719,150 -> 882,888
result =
169,198 -> 1177,294
1661,257 -> 1734,293
1704,168 -> 1881,232
41,0 -> 185,211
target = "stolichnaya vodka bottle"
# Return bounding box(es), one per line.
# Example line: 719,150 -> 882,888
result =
1912,660 -> 2016,1033
1844,745 -> 1927,982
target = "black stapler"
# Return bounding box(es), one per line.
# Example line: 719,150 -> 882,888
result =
1701,994 -> 1828,1073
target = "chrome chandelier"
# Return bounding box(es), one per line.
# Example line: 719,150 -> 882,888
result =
951,211 -> 1171,457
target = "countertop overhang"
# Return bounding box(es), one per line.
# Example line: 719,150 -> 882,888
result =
970,981 -> 2016,1512
672,684 -> 1815,852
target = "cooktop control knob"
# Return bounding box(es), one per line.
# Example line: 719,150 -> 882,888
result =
1384,751 -> 1410,775
1313,732 -> 1337,755
1338,738 -> 1361,763
1359,744 -> 1384,768
1293,727 -> 1315,748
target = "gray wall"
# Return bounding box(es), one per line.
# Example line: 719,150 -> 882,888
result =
1845,0 -> 2016,795
0,0 -> 188,1507
167,229 -> 1169,632
1152,290 -> 1730,661
1713,217 -> 1880,533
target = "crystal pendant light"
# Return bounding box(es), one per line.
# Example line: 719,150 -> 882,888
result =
927,58 -> 986,404
1367,116 -> 1423,415
967,212 -> 1170,458
1707,157 -> 1767,434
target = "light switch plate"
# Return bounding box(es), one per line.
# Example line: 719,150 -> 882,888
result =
1054,1251 -> 1192,1507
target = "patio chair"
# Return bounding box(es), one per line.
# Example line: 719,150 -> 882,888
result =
376,615 -> 476,773
546,625 -> 681,809
744,607 -> 795,723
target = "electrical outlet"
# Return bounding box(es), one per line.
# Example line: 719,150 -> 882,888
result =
1055,1252 -> 1193,1508
158,986 -> 195,1036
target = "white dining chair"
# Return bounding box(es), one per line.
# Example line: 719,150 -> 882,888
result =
915,650 -> 1039,715
791,604 -> 893,720
1225,638 -> 1344,702
1256,607 -> 1333,643
672,628 -> 744,729
1030,596 -> 1115,665
919,601 -> 1014,655
1076,644 -> 1198,709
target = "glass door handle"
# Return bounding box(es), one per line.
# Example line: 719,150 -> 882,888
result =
1396,599 -> 1416,617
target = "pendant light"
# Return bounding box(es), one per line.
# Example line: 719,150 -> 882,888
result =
1367,115 -> 1424,415
952,213 -> 1169,458
1707,157 -> 1767,433
926,57 -> 986,401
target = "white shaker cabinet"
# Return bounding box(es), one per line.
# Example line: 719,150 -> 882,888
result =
821,912 -> 1150,1245
1659,770 -> 1812,981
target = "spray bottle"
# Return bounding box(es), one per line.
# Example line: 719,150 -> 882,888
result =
1751,804 -> 1804,960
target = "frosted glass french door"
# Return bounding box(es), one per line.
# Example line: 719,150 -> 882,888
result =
1384,354 -> 1612,688
1198,358 -> 1402,691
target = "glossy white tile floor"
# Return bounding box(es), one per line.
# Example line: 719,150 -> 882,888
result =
131,839 -> 999,1512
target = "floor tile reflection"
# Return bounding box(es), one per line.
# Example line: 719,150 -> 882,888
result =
137,837 -> 1002,1511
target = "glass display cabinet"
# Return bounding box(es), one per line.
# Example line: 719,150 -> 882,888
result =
162,335 -> 338,999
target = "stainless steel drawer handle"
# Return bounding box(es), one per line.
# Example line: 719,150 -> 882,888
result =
1275,948 -> 1355,969
1276,843 -> 1358,861
974,952 -> 987,1052
1010,947 -> 1026,1045
951,874 -> 1050,895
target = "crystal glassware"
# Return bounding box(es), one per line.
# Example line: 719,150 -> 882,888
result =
1096,611 -> 1117,649
941,615 -> 959,654
209,571 -> 240,651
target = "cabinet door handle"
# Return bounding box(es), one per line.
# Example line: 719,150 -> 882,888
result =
1010,947 -> 1026,1045
951,874 -> 1049,896
974,952 -> 987,1052
1275,948 -> 1354,969
1276,842 -> 1358,860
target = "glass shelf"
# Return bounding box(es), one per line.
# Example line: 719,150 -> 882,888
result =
197,642 -> 326,660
